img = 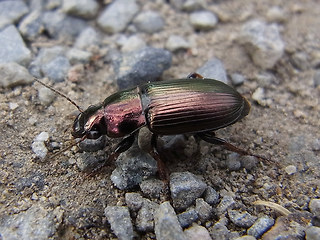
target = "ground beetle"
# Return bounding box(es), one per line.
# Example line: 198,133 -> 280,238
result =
36,73 -> 264,180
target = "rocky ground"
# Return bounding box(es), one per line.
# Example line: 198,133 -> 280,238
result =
0,0 -> 320,239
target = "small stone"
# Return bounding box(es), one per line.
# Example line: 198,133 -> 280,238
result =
252,87 -> 265,104
210,217 -> 239,240
165,35 -> 190,52
35,132 -> 49,142
18,11 -> 43,41
74,27 -> 100,50
306,226 -> 320,240
196,58 -> 228,83
136,199 -> 159,232
62,0 -> 99,19
125,192 -> 144,211
113,47 -> 172,89
177,208 -> 199,228
111,146 -> 158,190
195,198 -> 213,222
266,6 -> 287,23
105,206 -> 134,240
9,102 -> 19,110
284,165 -> 297,175
247,216 -> 274,238
76,153 -> 101,172
239,20 -> 284,69
226,153 -> 241,171
309,199 -> 320,218
154,202 -> 187,240
204,186 -> 219,205
189,11 -> 218,30
0,0 -> 29,28
134,11 -> 164,34
291,51 -> 310,71
121,35 -> 146,53
0,25 -> 31,66
41,56 -> 71,82
233,236 -> 256,240
182,0 -> 206,12
184,225 -> 212,240
228,209 -> 257,228
0,62 -> 33,88
32,132 -> 50,159
97,0 -> 139,34
170,172 -> 207,210
215,195 -> 236,216
230,73 -> 246,86
78,136 -> 106,152
66,48 -> 92,64
38,87 -> 56,106
240,155 -> 257,171
313,70 -> 320,88
140,178 -> 164,199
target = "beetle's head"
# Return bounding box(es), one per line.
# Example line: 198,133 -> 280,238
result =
72,105 -> 106,140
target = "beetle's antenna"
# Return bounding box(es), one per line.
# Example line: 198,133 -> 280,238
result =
34,78 -> 84,113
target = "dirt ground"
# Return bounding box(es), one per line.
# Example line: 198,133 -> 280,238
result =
1,0 -> 319,239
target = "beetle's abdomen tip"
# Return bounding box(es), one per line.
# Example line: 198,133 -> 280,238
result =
242,97 -> 251,117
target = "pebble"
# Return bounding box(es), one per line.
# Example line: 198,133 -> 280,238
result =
62,0 -> 99,19
313,70 -> 320,88
230,73 -> 246,86
66,48 -> 92,64
266,6 -> 287,23
97,0 -> 139,34
184,225 -> 212,240
113,47 -> 172,89
120,35 -> 146,53
42,10 -> 87,40
247,216 -> 274,238
0,0 -> 28,28
306,226 -> 320,240
134,11 -> 165,34
110,145 -> 158,190
31,132 -> 49,159
309,199 -> 320,218
18,10 -> 43,41
210,217 -> 240,240
74,27 -> 100,50
0,62 -> 33,88
215,195 -> 236,216
226,153 -> 241,171
240,155 -> 257,171
177,208 -> 199,228
136,199 -> 159,232
204,186 -> 220,205
38,86 -> 56,106
291,51 -> 310,71
189,11 -> 218,30
9,102 -> 19,110
125,192 -> 144,211
0,25 -> 31,66
171,0 -> 205,11
170,171 -> 207,210
284,165 -> 297,175
195,198 -> 213,222
227,209 -> 257,228
165,35 -> 190,52
139,178 -> 164,199
196,58 -> 228,83
105,206 -> 134,240
239,20 -> 284,69
41,56 -> 71,82
75,153 -> 102,172
154,201 -> 187,240
233,236 -> 256,240
78,136 -> 106,152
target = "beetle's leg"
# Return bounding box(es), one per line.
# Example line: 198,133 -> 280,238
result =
187,72 -> 204,79
149,134 -> 169,182
197,132 -> 270,161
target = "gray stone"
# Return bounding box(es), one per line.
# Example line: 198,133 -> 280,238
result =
75,153 -> 101,172
226,153 -> 241,171
113,47 -> 172,89
170,172 -> 207,210
0,25 -> 31,66
184,225 -> 212,240
228,209 -> 257,228
306,226 -> 320,240
239,20 -> 284,69
140,178 -> 164,199
230,73 -> 246,86
125,192 -> 144,211
136,199 -> 159,232
247,216 -> 274,238
182,0 -> 206,12
189,11 -> 218,30
42,10 -> 87,40
18,11 -> 43,41
177,208 -> 198,228
31,132 -> 49,159
38,86 -> 56,106
0,62 -> 33,88
0,204 -> 59,240
78,136 -> 106,152
266,6 -> 287,23
74,27 -> 100,50
215,195 -> 236,216
291,51 -> 310,71
233,236 -> 256,240
121,35 -> 146,53
196,58 -> 228,83
195,198 -> 213,222
210,217 -> 239,240
97,0 -> 139,34
134,11 -> 165,34
66,48 -> 92,64
41,56 -> 70,82
62,0 -> 99,19
165,35 -> 190,52
309,199 -> 320,218
105,206 -> 134,240
240,155 -> 258,171
313,70 -> 320,88
111,146 -> 158,190
204,186 -> 219,205
0,0 -> 28,28
154,202 -> 187,240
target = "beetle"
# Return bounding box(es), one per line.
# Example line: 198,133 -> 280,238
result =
36,73 -> 265,180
